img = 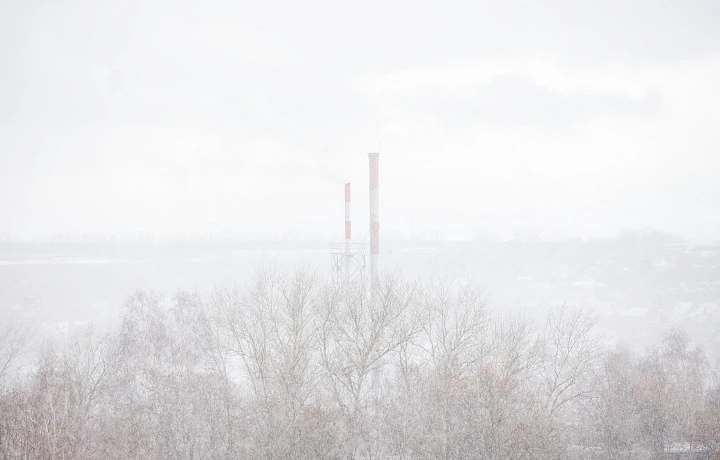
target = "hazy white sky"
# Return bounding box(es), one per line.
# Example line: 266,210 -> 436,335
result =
2,0 -> 720,241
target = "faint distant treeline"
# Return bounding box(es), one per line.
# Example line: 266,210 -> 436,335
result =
0,231 -> 340,244
0,227 -> 687,245
1,268 -> 718,459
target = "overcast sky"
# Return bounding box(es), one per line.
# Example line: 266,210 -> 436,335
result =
1,0 -> 720,241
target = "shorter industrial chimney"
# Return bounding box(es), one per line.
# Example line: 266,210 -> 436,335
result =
345,183 -> 351,244
368,152 -> 379,283
331,181 -> 365,286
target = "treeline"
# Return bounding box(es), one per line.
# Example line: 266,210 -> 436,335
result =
1,267 -> 719,459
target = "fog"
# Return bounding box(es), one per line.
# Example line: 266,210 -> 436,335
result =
2,1 -> 720,458
2,0 -> 720,240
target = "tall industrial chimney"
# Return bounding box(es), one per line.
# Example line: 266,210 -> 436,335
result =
368,152 -> 379,283
345,183 -> 351,244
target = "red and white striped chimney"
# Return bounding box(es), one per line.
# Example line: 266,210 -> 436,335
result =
368,152 -> 379,282
344,183 -> 351,243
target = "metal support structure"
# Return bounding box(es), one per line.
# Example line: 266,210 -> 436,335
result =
331,242 -> 366,285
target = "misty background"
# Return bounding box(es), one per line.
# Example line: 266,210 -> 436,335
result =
2,0 -> 720,359
4,2 -> 720,458
2,0 -> 720,241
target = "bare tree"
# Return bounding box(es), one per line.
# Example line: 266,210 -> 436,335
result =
415,279 -> 488,381
100,290 -> 234,459
0,328 -> 117,460
389,279 -> 489,459
4,269 -> 720,459
635,330 -> 707,456
698,382 -> 720,456
318,272 -> 417,458
472,315 -> 548,460
586,329 -> 710,459
538,306 -> 603,419
587,344 -> 645,459
0,320 -> 31,392
211,266 -> 326,458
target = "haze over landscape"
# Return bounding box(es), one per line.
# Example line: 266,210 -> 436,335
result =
2,0 -> 720,241
2,1 -> 720,459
